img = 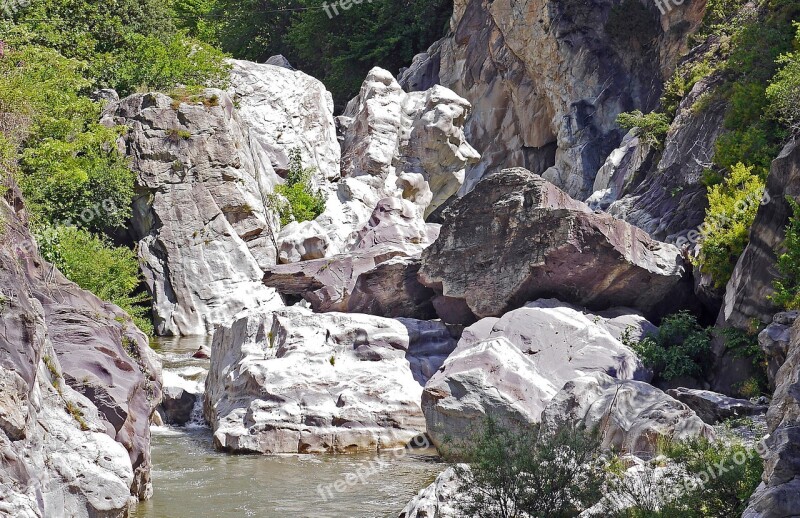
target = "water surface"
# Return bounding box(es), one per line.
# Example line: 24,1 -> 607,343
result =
133,336 -> 442,518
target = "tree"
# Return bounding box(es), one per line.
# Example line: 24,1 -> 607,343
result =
447,418 -> 605,518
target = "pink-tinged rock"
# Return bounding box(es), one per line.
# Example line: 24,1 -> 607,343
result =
419,168 -> 694,323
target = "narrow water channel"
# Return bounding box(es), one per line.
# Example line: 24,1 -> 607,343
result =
132,337 -> 442,518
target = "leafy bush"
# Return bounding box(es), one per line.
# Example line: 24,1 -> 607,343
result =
602,439 -> 763,517
630,311 -> 712,382
0,45 -> 134,232
3,0 -> 230,96
104,32 -> 230,96
447,418 -> 605,518
695,163 -> 766,288
269,149 -> 325,226
615,111 -> 671,148
772,198 -> 800,310
767,22 -> 800,135
36,225 -> 153,335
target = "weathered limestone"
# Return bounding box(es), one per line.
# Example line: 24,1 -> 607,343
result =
398,466 -> 462,518
421,300 -> 652,447
103,90 -> 285,336
204,306 -> 457,454
419,168 -> 693,323
400,0 -> 703,200
542,373 -> 715,456
666,388 -> 767,425
0,185 -> 161,514
744,317 -> 800,517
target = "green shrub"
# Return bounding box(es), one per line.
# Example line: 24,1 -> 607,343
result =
447,418 -> 605,518
604,439 -> 763,517
630,311 -> 712,382
615,111 -> 671,148
269,148 -> 325,226
772,198 -> 800,309
106,32 -> 230,96
767,22 -> 800,135
0,44 -> 135,232
695,163 -> 766,288
37,225 -> 153,335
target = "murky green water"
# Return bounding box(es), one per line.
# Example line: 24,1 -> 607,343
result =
132,337 -> 442,518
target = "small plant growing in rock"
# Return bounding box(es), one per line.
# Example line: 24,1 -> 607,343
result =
771,198 -> 800,310
43,355 -> 61,389
64,400 -> 90,431
329,355 -> 335,366
268,148 -> 326,226
166,128 -> 192,143
616,110 -> 671,148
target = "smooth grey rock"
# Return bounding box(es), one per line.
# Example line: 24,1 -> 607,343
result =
204,307 -> 457,454
759,312 -> 799,387
159,386 -> 198,426
402,0 -> 703,200
103,91 -> 284,336
666,388 -> 767,424
421,300 -> 651,448
744,317 -> 800,517
542,373 -> 715,456
398,465 -> 461,518
277,220 -> 330,264
264,54 -> 295,70
264,197 -> 440,318
587,130 -> 654,211
419,168 -> 694,323
0,186 -> 159,514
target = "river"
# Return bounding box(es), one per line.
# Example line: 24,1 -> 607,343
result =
132,337 -> 442,518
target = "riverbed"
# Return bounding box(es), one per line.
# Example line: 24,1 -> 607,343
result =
132,337 -> 442,518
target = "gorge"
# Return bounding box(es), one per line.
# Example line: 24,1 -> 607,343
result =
1,0 -> 800,517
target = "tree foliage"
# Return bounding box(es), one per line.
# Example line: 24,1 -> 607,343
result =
37,225 -> 153,335
695,163 -> 766,288
629,311 -> 713,382
447,418 -> 605,518
269,148 -> 325,226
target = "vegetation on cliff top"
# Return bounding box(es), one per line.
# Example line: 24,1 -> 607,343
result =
1,0 -> 230,336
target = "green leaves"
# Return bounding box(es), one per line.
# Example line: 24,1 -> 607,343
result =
615,110 -> 671,148
269,148 -> 326,226
772,198 -> 800,310
36,225 -> 153,335
630,311 -> 713,382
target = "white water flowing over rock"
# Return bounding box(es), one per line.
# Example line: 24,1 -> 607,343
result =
204,306 -> 458,454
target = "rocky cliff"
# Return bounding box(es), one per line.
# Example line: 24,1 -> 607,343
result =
0,183 -> 161,515
399,0 -> 705,200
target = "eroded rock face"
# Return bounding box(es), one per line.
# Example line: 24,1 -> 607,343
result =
264,197 -> 440,318
421,300 -> 652,447
103,91 -> 285,336
542,373 -> 715,455
710,141 -> 799,393
0,187 -> 160,514
759,312 -> 799,387
398,466 -> 461,518
608,70 -> 727,243
586,130 -> 655,212
400,0 -> 703,200
744,317 -> 800,518
419,168 -> 693,323
204,307 -> 457,454
315,68 -> 479,257
666,388 -> 766,425
721,140 -> 800,330
277,220 -> 330,264
228,59 -> 340,184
